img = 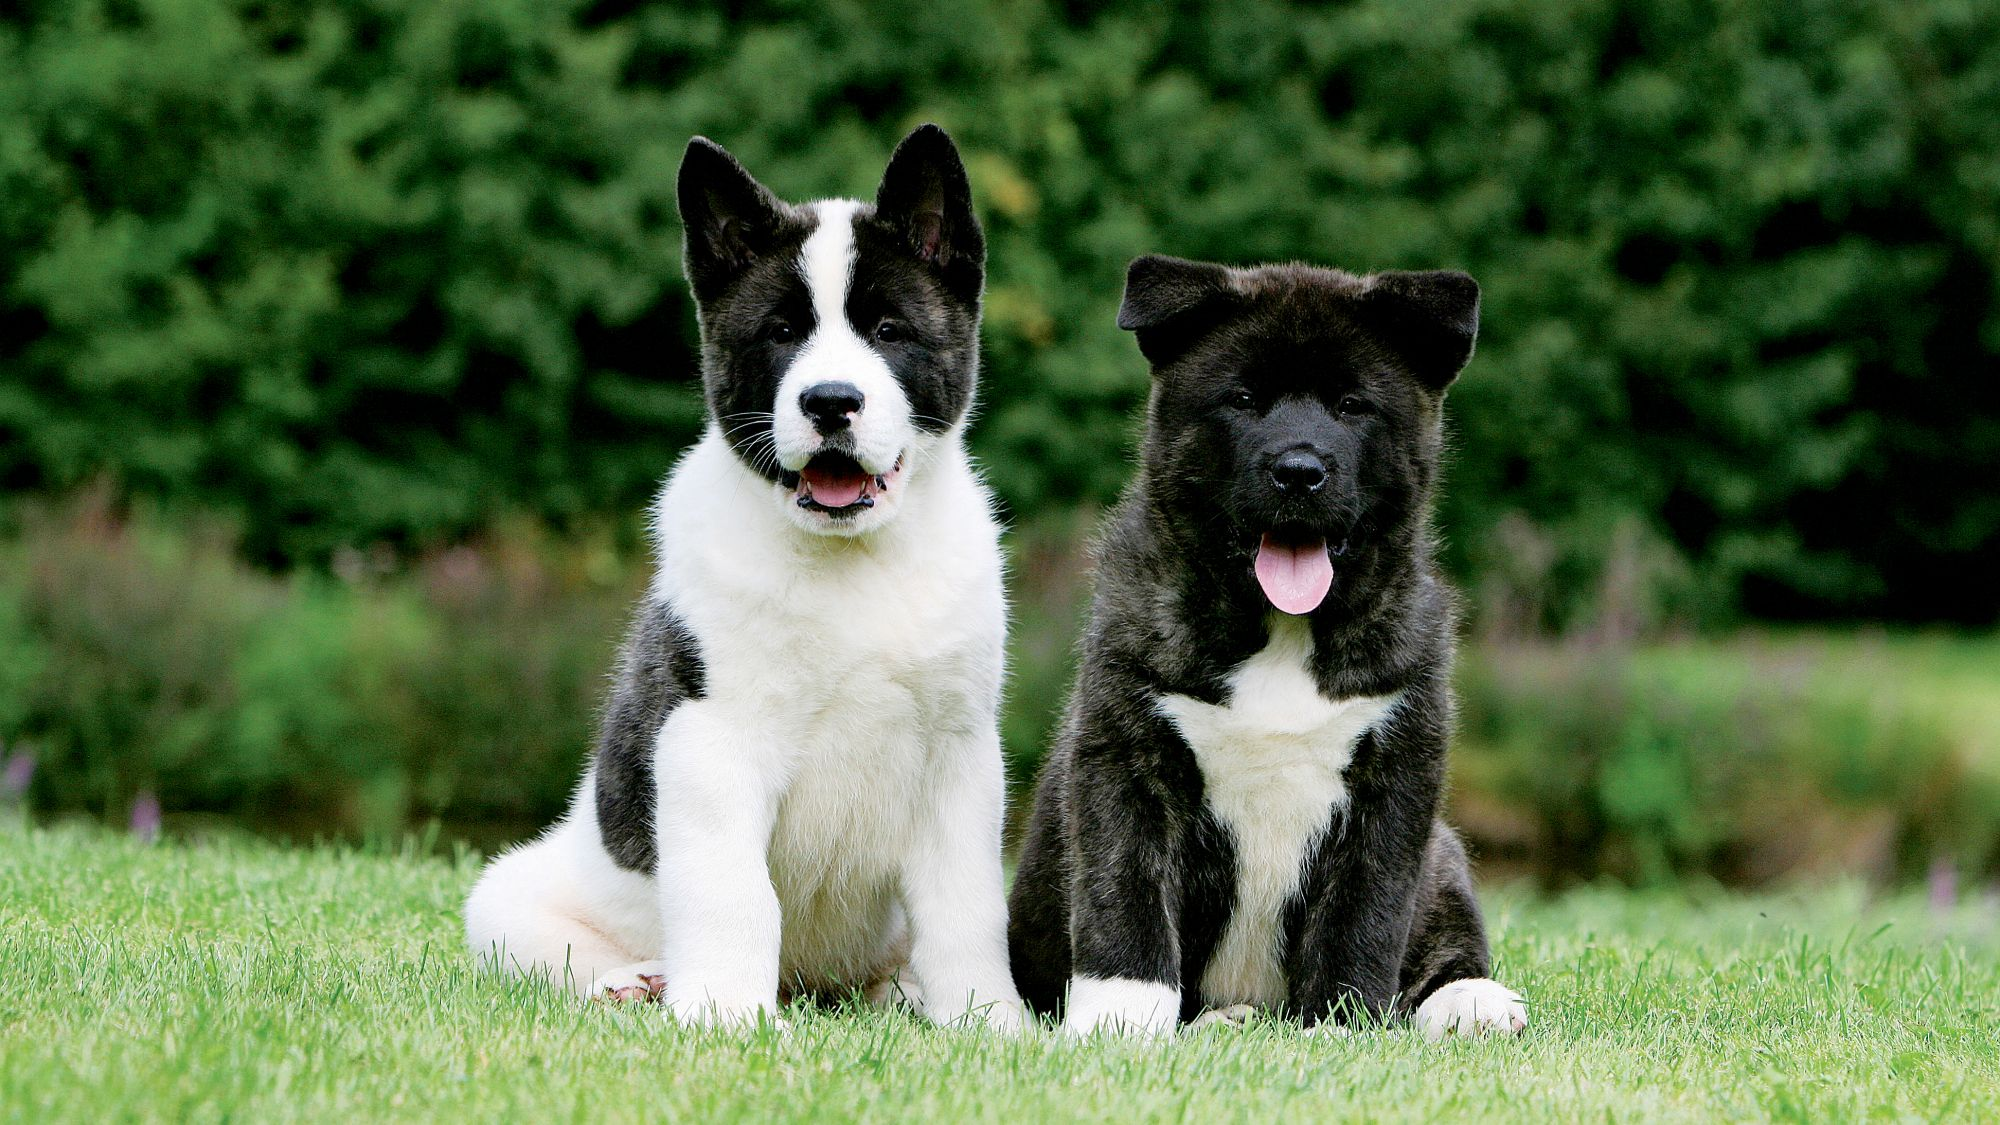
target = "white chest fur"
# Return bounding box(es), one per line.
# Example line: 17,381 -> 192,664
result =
1155,616 -> 1399,1008
648,433 -> 1005,940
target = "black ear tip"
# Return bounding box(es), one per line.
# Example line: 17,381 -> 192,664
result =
1122,255 -> 1187,299
1119,256 -> 1216,332
1429,269 -> 1478,296
1133,252 -> 1212,272
679,136 -> 739,177
1437,270 -> 1479,300
892,122 -> 963,167
1374,269 -> 1481,318
1431,271 -> 1481,326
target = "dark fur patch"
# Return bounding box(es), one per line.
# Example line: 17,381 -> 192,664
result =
871,123 -> 985,304
1007,257 -> 1494,1026
677,138 -> 820,484
847,216 -> 981,433
594,598 -> 706,872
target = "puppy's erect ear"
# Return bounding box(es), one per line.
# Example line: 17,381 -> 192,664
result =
678,137 -> 785,302
1360,270 -> 1481,390
1118,254 -> 1239,366
874,124 -> 984,298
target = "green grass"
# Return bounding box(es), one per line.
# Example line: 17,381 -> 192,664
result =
4,826 -> 1997,1123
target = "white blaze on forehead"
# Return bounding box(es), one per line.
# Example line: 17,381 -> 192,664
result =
800,199 -> 862,324
772,199 -> 911,477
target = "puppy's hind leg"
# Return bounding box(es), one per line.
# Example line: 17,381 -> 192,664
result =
1399,822 -> 1528,1041
464,817 -> 658,998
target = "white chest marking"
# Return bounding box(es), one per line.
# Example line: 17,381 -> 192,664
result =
1155,616 -> 1398,1009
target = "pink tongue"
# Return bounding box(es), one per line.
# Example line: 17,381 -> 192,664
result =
802,466 -> 868,508
1254,535 -> 1334,615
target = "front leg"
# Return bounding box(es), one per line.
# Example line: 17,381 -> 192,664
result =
651,704 -> 785,1027
1061,721 -> 1189,1037
1287,712 -> 1444,1029
898,722 -> 1025,1033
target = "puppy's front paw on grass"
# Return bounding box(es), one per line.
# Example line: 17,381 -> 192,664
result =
591,961 -> 669,1003
966,998 -> 1029,1036
1414,978 -> 1528,1042
1188,1004 -> 1257,1032
927,993 -> 1028,1035
1061,978 -> 1181,1039
667,999 -> 791,1035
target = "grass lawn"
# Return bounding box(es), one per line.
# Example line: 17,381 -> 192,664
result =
3,826 -> 1997,1123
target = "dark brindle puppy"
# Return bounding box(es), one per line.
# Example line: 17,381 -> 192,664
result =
1007,255 -> 1528,1039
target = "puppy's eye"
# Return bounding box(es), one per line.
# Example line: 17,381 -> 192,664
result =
768,322 -> 797,344
874,320 -> 904,343
1337,395 -> 1374,417
1231,390 -> 1256,410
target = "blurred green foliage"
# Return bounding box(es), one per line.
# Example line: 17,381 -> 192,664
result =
4,497 -> 1996,883
1455,636 -> 2000,885
2,0 -> 1996,625
0,493 -> 626,841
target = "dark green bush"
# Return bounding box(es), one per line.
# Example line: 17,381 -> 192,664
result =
0,0 -> 701,563
2,0 -> 1996,624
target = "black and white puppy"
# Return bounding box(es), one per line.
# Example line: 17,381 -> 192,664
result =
1007,255 -> 1527,1040
465,126 -> 1023,1032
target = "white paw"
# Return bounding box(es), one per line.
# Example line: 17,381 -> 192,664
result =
1188,1003 -> 1257,1031
1413,978 -> 1528,1042
655,983 -> 787,1032
666,998 -> 790,1033
1062,977 -> 1181,1038
1303,1019 -> 1353,1038
905,977 -> 1027,1034
591,961 -> 669,1003
946,996 -> 1028,1035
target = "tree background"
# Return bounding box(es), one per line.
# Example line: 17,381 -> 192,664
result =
3,0 -> 1997,880
5,0 -> 1995,625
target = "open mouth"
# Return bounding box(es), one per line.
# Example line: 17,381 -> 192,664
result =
1253,524 -> 1349,615
783,451 -> 904,517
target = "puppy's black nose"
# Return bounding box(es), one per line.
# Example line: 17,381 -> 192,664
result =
800,381 -> 864,433
1270,450 -> 1328,494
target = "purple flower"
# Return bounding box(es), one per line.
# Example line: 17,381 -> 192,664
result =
3,749 -> 33,799
131,791 -> 162,843
3,744 -> 34,796
1929,856 -> 1957,913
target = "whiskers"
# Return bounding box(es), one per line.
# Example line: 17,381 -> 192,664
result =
721,410 -> 776,440
722,412 -> 784,479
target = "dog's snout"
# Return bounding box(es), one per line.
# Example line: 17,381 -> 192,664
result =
800,381 -> 865,433
1270,449 -> 1328,494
